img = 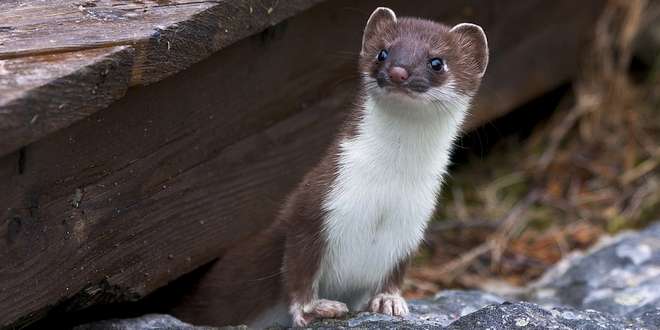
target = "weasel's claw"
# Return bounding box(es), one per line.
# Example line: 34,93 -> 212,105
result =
369,293 -> 409,316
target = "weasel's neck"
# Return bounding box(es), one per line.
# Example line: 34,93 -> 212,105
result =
340,95 -> 468,179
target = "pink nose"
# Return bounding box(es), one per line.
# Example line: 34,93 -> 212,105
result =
389,66 -> 409,83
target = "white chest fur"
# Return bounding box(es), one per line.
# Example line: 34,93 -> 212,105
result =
318,96 -> 467,308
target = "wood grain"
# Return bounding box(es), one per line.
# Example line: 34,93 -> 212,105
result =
0,0 -> 326,158
0,46 -> 134,159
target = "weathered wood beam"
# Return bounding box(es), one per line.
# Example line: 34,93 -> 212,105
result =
0,0 -> 326,157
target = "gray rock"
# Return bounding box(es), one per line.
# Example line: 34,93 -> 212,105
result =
304,302 -> 655,330
445,303 -> 633,330
72,314 -> 198,329
527,223 -> 660,319
72,314 -> 230,330
631,308 -> 660,329
76,224 -> 660,329
409,290 -> 505,326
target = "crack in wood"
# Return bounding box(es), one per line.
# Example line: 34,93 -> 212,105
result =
0,40 -> 138,60
17,147 -> 26,175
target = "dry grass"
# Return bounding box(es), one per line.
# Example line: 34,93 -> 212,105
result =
405,0 -> 660,299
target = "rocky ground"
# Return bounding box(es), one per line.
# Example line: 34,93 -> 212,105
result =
75,223 -> 660,329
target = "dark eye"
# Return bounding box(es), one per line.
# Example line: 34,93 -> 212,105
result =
377,49 -> 388,61
430,58 -> 444,71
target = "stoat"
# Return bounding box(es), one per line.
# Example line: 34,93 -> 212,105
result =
172,7 -> 488,328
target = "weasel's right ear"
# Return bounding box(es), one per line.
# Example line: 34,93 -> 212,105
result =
450,23 -> 489,78
361,7 -> 397,55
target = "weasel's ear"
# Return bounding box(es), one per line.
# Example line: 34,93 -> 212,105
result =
361,7 -> 397,54
450,23 -> 489,77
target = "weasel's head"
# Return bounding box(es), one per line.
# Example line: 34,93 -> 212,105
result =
359,7 -> 488,109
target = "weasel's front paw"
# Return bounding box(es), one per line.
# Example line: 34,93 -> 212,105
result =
291,299 -> 349,327
305,299 -> 349,318
369,293 -> 409,316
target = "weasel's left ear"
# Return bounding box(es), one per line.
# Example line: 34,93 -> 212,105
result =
450,23 -> 489,77
361,7 -> 397,54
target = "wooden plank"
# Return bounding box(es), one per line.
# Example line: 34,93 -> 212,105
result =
0,0 -> 326,158
0,0 -> 606,328
0,0 -> 324,71
0,0 -> 323,85
0,0 -> 218,59
0,46 -> 134,158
